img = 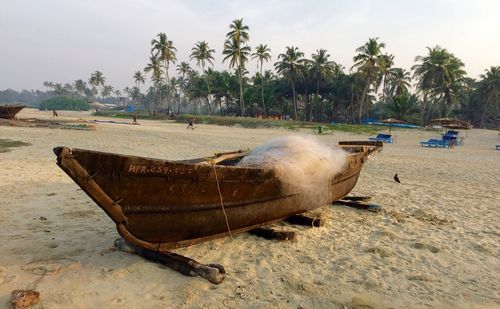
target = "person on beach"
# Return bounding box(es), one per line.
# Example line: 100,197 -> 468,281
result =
187,117 -> 195,130
52,110 -> 58,118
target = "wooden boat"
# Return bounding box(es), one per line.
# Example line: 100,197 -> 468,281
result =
0,105 -> 25,119
54,141 -> 382,251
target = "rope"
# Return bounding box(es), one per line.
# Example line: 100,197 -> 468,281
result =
211,160 -> 233,239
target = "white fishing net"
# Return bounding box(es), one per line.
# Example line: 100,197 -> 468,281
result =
238,136 -> 348,205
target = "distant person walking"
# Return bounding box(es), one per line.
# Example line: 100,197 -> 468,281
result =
52,110 -> 58,118
187,117 -> 195,130
132,112 -> 139,125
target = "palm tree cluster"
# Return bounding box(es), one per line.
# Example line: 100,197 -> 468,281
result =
41,18 -> 499,127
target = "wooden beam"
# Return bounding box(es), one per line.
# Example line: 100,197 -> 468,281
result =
285,214 -> 323,227
248,227 -> 296,241
114,239 -> 226,284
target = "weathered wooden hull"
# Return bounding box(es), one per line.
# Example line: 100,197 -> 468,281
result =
54,141 -> 382,251
0,105 -> 25,119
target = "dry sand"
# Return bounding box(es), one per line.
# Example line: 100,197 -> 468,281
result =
0,108 -> 499,308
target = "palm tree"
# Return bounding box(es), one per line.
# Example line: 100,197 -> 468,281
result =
73,79 -> 87,97
386,94 -> 420,121
102,85 -> 114,98
43,81 -> 54,91
190,41 -> 216,114
412,46 -> 466,117
387,68 -> 411,96
177,62 -> 192,78
377,53 -> 394,103
151,33 -> 177,112
223,18 -> 250,116
144,56 -> 164,115
251,44 -> 271,117
176,62 -> 192,113
352,38 -> 386,123
476,66 -> 500,127
89,71 -> 106,98
274,46 -> 305,120
309,49 -> 336,121
133,71 -> 145,91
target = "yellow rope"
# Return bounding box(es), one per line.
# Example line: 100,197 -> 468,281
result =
211,160 -> 233,239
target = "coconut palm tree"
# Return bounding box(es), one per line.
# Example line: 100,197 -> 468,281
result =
352,38 -> 386,123
412,46 -> 466,117
89,71 -> 106,98
177,62 -> 192,78
102,85 -> 114,98
190,41 -> 216,114
176,62 -> 192,113
223,18 -> 250,116
144,56 -> 164,115
476,66 -> 500,127
251,44 -> 271,117
377,53 -> 394,103
387,68 -> 412,96
133,71 -> 145,91
274,46 -> 305,120
73,79 -> 87,97
151,33 -> 177,112
309,49 -> 336,121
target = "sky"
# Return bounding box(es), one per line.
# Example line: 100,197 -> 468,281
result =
1,0 -> 499,91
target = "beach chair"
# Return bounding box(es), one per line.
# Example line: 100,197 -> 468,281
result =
420,139 -> 449,148
442,134 -> 457,141
368,133 -> 393,143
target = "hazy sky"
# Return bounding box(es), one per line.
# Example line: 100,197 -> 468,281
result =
1,0 -> 499,91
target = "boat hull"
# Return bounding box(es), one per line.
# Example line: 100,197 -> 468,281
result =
54,141 -> 381,250
0,105 -> 25,119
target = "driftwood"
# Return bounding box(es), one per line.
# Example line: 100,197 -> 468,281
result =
334,200 -> 382,212
248,227 -> 296,241
285,214 -> 323,227
342,196 -> 372,202
10,290 -> 40,309
114,238 -> 226,284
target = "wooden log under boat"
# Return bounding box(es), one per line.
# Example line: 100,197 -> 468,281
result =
0,105 -> 25,119
53,141 -> 382,251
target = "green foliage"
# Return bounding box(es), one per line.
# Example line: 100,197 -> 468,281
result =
93,110 -> 169,120
39,96 -> 91,111
174,114 -> 380,133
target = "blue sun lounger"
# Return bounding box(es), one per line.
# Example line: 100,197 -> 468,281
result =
369,134 -> 393,143
420,139 -> 449,148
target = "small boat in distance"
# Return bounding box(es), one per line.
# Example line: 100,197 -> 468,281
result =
53,141 -> 382,251
0,105 -> 25,119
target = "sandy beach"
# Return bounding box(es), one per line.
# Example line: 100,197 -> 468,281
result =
0,108 -> 498,308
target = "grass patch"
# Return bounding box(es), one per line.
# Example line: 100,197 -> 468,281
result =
93,111 -> 383,134
93,110 -> 169,120
175,114 -> 381,134
0,139 -> 32,153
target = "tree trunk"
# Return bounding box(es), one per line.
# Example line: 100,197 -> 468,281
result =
202,63 -> 214,115
291,81 -> 298,120
358,80 -> 370,124
479,100 -> 489,128
238,65 -> 245,116
316,79 -> 321,122
260,64 -> 267,117
164,60 -> 170,113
